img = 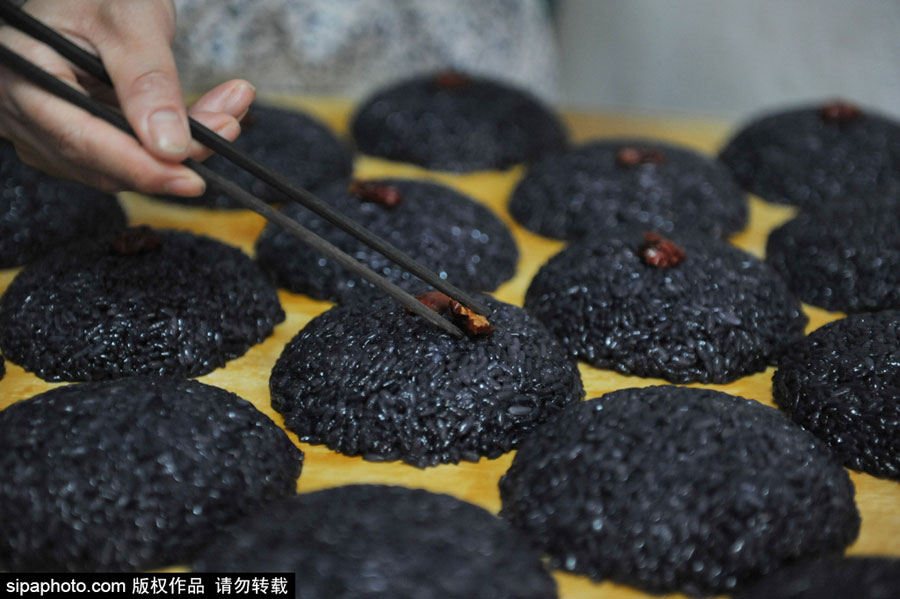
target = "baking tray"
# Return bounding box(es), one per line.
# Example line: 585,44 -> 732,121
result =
1,98 -> 897,598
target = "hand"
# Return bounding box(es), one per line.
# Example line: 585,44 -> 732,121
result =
0,0 -> 255,196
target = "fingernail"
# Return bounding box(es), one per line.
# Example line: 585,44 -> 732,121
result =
225,82 -> 255,115
149,109 -> 190,153
164,174 -> 205,196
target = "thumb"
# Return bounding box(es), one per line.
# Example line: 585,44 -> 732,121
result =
92,1 -> 190,162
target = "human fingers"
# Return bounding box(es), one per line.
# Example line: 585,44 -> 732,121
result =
0,1 -> 210,195
88,0 -> 194,162
186,111 -> 241,162
185,79 -> 255,160
190,79 -> 256,121
13,135 -> 124,193
1,75 -> 205,196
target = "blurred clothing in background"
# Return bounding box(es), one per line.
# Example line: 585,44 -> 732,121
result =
556,0 -> 900,117
173,0 -> 561,103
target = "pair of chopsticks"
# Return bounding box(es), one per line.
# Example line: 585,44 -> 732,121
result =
0,1 -> 491,339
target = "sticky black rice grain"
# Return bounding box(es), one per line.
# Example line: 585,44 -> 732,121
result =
735,557 -> 900,599
0,228 -> 284,381
0,140 -> 126,268
766,204 -> 900,312
158,104 -> 352,208
0,377 -> 303,572
195,484 -> 557,599
524,230 -> 807,383
499,386 -> 860,597
508,139 -> 747,240
773,310 -> 900,480
718,104 -> 900,207
255,178 -> 518,302
269,295 -> 584,468
350,72 -> 567,172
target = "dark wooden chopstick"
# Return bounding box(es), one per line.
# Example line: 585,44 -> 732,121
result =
0,42 -> 466,339
0,1 -> 109,81
0,1 -> 492,319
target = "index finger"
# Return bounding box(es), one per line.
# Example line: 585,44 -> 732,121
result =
91,0 -> 191,162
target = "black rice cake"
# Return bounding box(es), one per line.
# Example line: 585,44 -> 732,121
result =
524,230 -> 807,383
350,72 -> 567,172
0,227 -> 284,381
195,484 -> 557,599
270,295 -> 584,468
0,354 -> 4,380
0,377 -> 303,572
499,386 -> 861,597
159,104 -> 352,208
766,204 -> 900,312
508,139 -> 748,240
719,102 -> 900,208
0,140 -> 126,268
255,178 -> 518,302
735,557 -> 900,599
773,310 -> 900,480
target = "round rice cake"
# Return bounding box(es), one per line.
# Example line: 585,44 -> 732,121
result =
773,310 -> 900,480
766,204 -> 900,312
718,102 -> 900,207
0,227 -> 284,381
270,295 -> 584,468
0,376 -> 303,572
499,386 -> 861,596
195,484 -> 557,599
509,139 -> 748,240
159,104 -> 352,208
255,178 -> 518,302
350,71 -> 567,172
735,557 -> 900,599
524,230 -> 807,383
0,140 -> 126,268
